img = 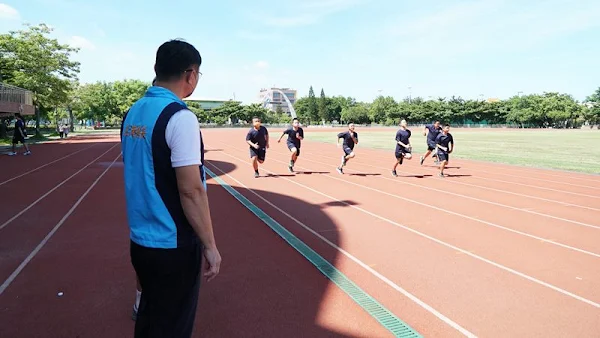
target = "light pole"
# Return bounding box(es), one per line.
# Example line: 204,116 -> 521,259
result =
408,86 -> 412,103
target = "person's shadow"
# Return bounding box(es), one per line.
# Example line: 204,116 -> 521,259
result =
196,161 -> 376,337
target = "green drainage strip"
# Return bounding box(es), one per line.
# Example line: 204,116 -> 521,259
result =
206,167 -> 422,338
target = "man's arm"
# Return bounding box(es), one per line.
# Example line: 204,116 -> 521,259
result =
264,127 -> 270,148
336,132 -> 344,146
352,132 -> 358,144
277,130 -> 286,143
297,128 -> 304,140
435,134 -> 448,152
448,136 -> 454,153
246,131 -> 258,149
423,125 -> 429,136
167,110 -> 221,281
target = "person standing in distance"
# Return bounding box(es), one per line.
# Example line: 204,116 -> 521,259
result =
277,117 -> 304,172
8,112 -> 31,156
120,39 -> 221,338
420,120 -> 442,165
391,119 -> 412,177
246,116 -> 269,178
336,122 -> 358,174
435,124 -> 454,178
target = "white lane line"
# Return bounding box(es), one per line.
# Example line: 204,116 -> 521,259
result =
0,144 -> 97,186
206,161 -> 477,338
0,144 -> 119,231
216,150 -> 600,309
300,149 -> 600,212
0,152 -> 122,296
219,142 -> 600,258
285,152 -> 600,231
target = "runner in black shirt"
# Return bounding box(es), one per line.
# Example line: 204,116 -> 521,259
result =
336,122 -> 358,174
435,124 -> 454,178
420,120 -> 441,165
277,118 -> 304,173
246,116 -> 269,178
391,120 -> 412,177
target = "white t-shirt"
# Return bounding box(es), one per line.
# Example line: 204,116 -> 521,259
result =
164,109 -> 202,168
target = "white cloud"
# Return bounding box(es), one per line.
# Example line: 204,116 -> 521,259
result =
0,3 -> 20,20
254,61 -> 269,69
68,36 -> 96,51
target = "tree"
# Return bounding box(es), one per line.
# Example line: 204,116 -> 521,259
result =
0,23 -> 80,135
307,86 -> 318,123
318,88 -> 329,123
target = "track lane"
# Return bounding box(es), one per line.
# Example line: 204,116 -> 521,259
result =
205,145 -> 600,337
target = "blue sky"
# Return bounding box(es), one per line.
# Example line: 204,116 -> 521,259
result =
1,0 -> 599,104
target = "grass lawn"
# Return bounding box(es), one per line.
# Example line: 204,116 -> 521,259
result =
306,128 -> 600,174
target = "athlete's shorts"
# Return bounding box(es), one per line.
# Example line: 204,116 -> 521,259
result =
287,143 -> 300,156
250,147 -> 266,161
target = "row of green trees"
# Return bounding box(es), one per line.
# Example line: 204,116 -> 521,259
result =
1,23 -> 599,135
294,86 -> 600,128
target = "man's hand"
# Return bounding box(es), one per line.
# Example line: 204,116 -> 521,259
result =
253,143 -> 259,149
203,246 -> 222,282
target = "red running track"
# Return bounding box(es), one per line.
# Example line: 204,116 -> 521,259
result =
0,135 -> 390,337
1,130 -> 599,337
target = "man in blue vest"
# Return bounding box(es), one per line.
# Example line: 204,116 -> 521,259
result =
121,39 -> 221,338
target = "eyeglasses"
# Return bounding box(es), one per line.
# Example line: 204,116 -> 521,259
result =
185,68 -> 202,80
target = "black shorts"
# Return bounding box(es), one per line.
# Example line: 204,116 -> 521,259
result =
130,240 -> 203,338
343,146 -> 354,156
12,136 -> 25,144
287,143 -> 300,156
250,147 -> 266,161
437,151 -> 449,162
427,140 -> 436,151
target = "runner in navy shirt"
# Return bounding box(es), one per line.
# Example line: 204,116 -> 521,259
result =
420,120 -> 441,165
246,116 -> 269,178
336,122 -> 358,174
277,117 -> 304,172
391,120 -> 412,177
435,124 -> 454,178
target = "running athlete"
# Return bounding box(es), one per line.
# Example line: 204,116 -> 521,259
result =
8,113 -> 31,156
435,124 -> 454,178
420,120 -> 441,165
246,116 -> 269,178
391,119 -> 412,177
277,117 -> 304,172
336,122 -> 358,174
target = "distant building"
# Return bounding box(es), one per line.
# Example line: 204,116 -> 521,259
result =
183,97 -> 230,111
258,87 -> 297,114
486,98 -> 500,103
0,82 -> 35,118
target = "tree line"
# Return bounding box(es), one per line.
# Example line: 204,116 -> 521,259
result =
1,23 -> 599,137
295,86 -> 600,128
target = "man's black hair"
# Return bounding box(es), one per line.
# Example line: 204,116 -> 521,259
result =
15,113 -> 22,119
253,116 -> 261,121
154,39 -> 202,82
292,117 -> 298,122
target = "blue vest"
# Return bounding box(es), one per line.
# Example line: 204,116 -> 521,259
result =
120,86 -> 205,249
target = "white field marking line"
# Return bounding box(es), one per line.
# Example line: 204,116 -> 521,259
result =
216,150 -> 600,309
0,144 -> 98,186
283,152 -> 600,231
307,140 -> 600,185
239,146 -> 600,257
205,161 -> 476,338
0,144 -> 119,231
0,152 -> 122,296
298,148 -> 600,212
302,145 -> 600,199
